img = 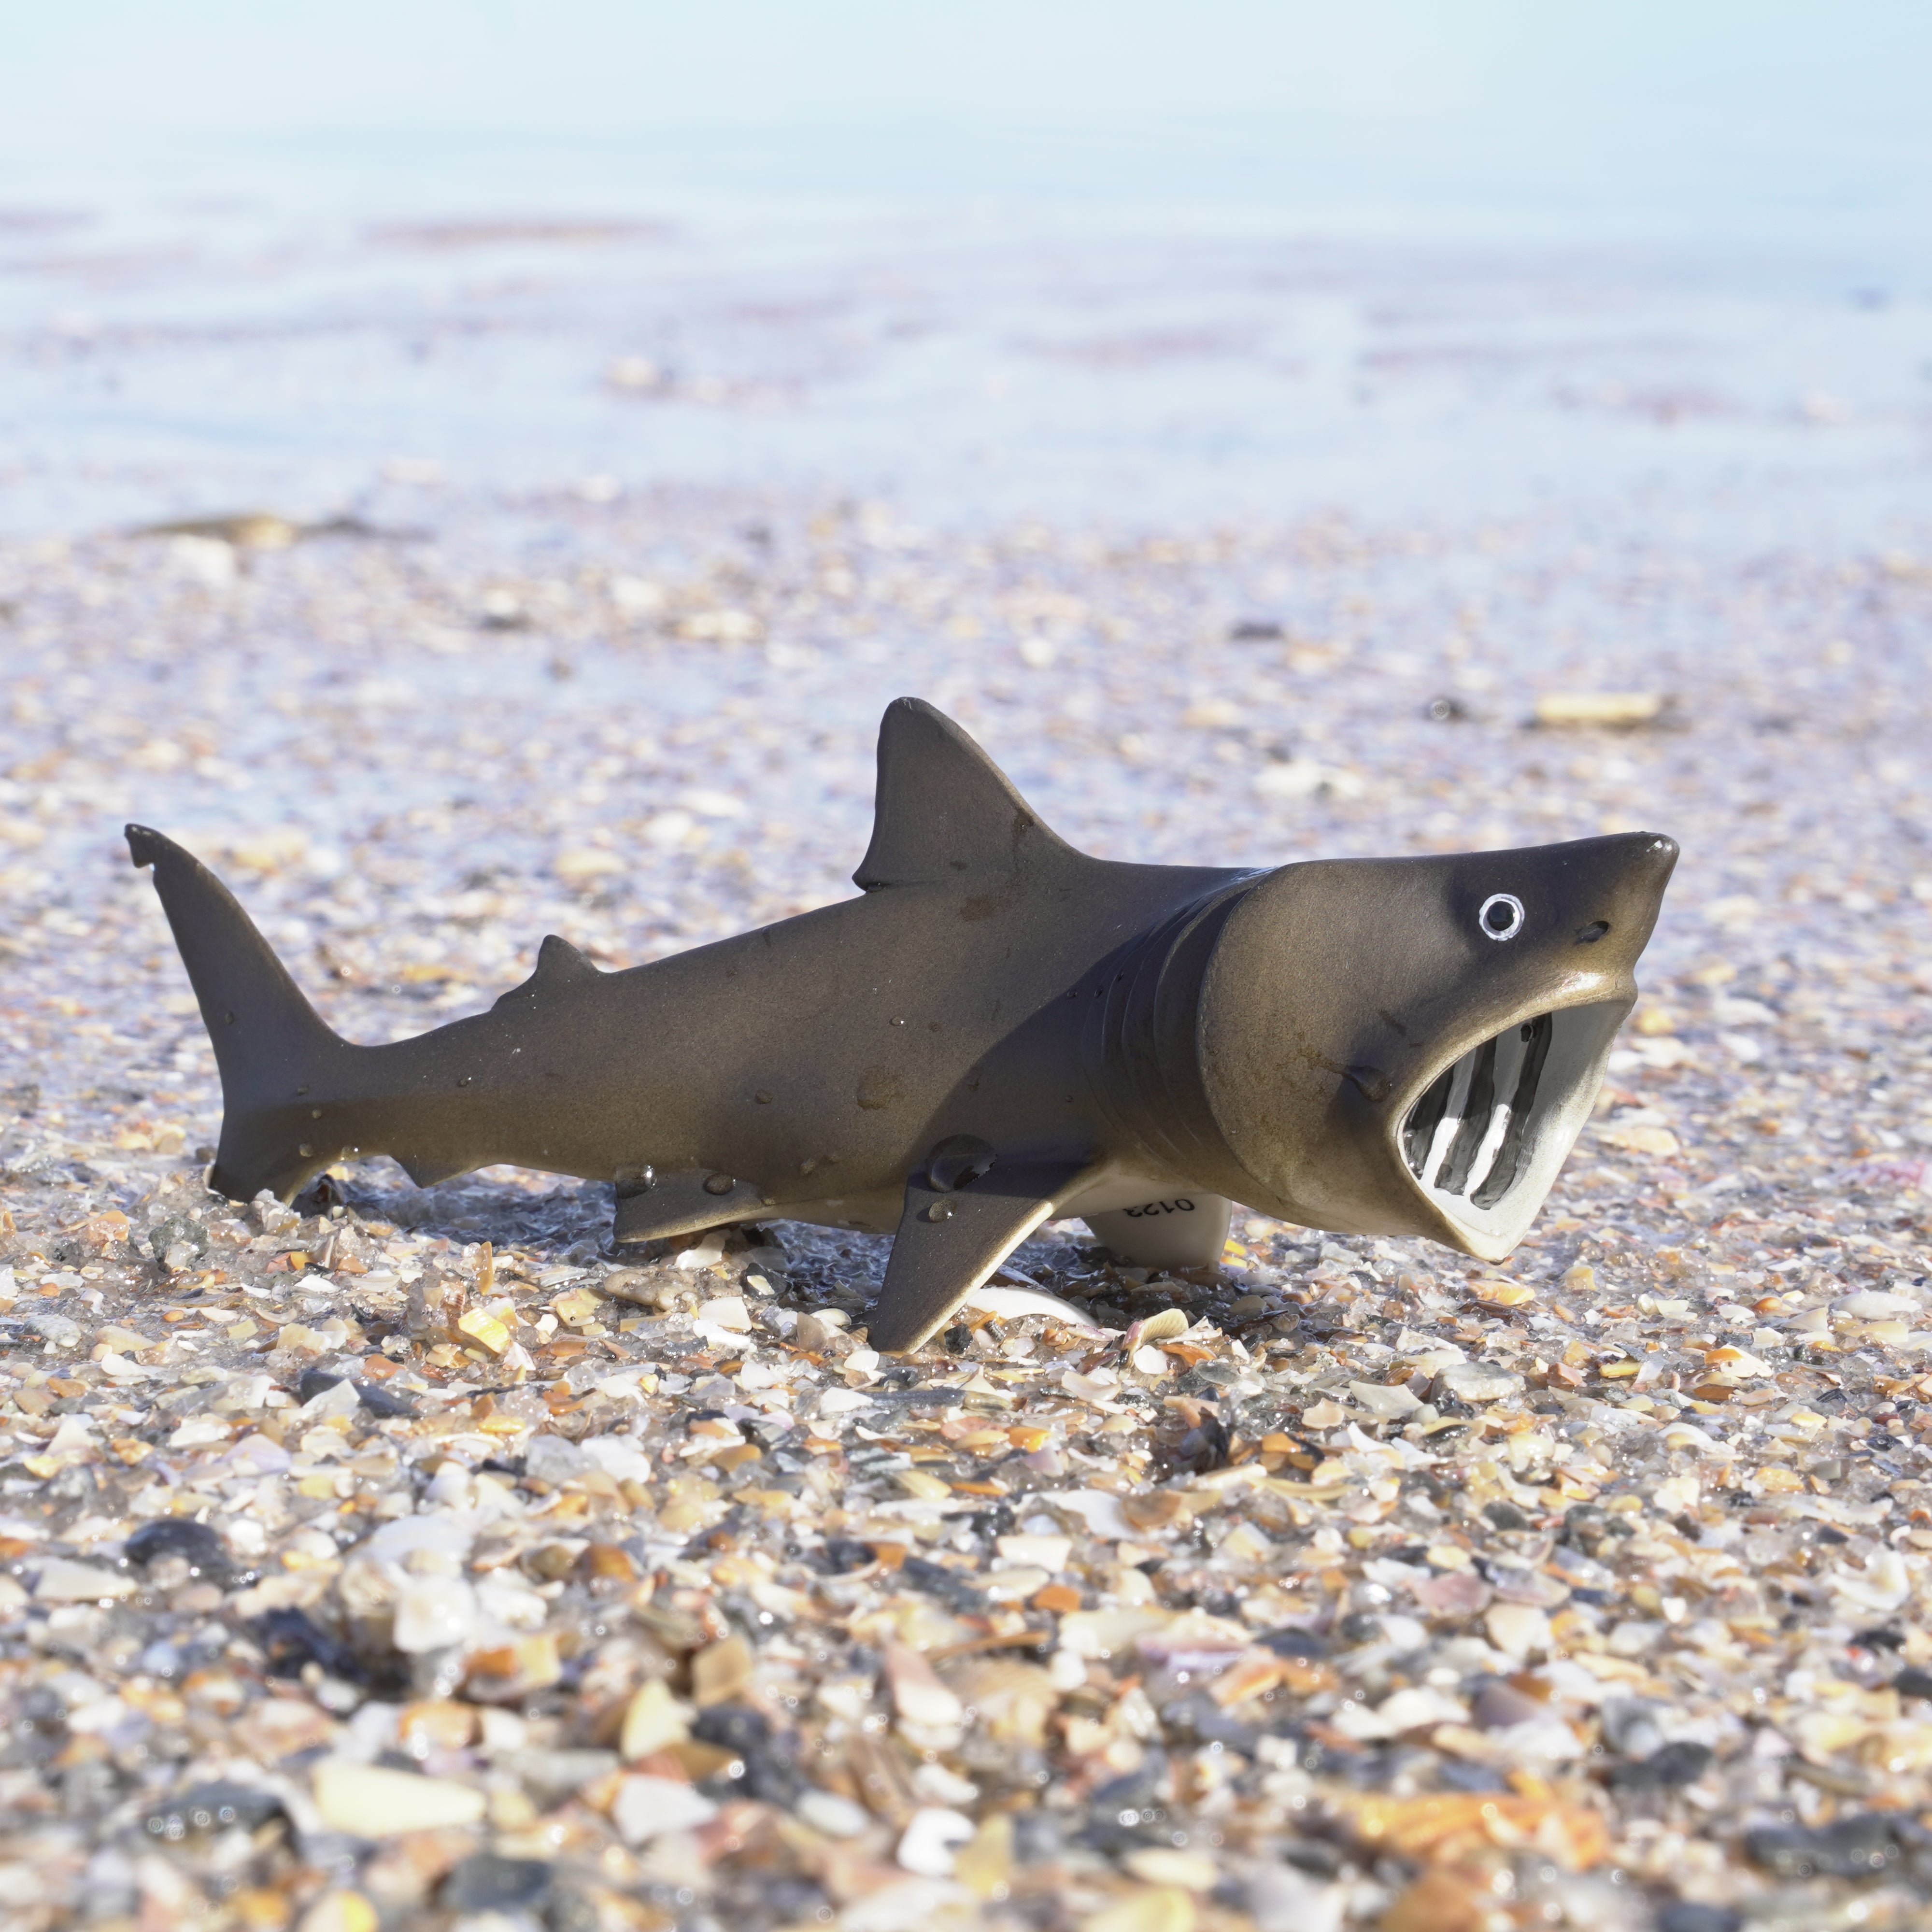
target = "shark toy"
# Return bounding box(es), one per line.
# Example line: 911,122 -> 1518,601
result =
129,698 -> 1677,1351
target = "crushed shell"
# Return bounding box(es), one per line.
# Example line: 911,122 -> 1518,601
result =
1,462 -> 1931,1932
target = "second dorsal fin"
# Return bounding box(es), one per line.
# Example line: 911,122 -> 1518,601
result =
496,934 -> 602,1009
853,697 -> 1079,891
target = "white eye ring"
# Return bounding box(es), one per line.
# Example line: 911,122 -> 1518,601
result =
1478,892 -> 1525,941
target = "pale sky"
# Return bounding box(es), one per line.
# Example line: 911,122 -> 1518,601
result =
8,1 -> 1929,246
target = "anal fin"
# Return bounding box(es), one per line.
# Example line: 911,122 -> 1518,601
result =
868,1158 -> 1103,1353
611,1170 -> 773,1246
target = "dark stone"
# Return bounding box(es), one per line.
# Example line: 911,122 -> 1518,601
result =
1854,1625 -> 1904,1651
143,1781 -> 283,1842
815,1538 -> 877,1569
1335,1612 -> 1383,1647
1173,1407 -> 1231,1471
1895,1667 -> 1932,1701
1472,1678 -> 1546,1731
1011,1810 -> 1062,1863
1657,1906 -> 1741,1932
125,1518 -> 233,1582
690,1703 -> 801,1804
1158,1693 -> 1257,1752
899,1555 -> 986,1614
1080,1763 -> 1176,1855
1744,1812 -> 1900,1878
1279,1837 -> 1345,1876
1607,1740 -> 1713,1790
296,1367 -> 347,1404
544,1888 -> 603,1932
294,1366 -> 418,1418
353,1379 -> 418,1418
1259,1626 -> 1328,1660
1483,1500 -> 1531,1531
442,1853 -> 553,1913
253,1607 -> 365,1683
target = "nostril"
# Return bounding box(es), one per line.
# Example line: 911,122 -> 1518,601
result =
1576,921 -> 1610,943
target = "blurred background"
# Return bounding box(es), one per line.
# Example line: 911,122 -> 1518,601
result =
5,0 -> 1930,538
2,1 -> 1927,1094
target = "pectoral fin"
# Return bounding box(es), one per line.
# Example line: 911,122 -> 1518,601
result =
868,1157 -> 1104,1353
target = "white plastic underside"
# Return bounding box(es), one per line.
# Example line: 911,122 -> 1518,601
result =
1083,1193 -> 1233,1268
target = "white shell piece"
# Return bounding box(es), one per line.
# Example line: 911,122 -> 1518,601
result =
965,1283 -> 1101,1328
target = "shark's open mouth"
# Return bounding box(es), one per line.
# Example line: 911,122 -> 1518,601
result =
1396,999 -> 1629,1250
1402,1012 -> 1555,1210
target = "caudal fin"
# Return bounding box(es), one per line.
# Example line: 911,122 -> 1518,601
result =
128,825 -> 351,1202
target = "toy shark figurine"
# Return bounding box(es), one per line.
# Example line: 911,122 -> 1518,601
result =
129,698 -> 1677,1351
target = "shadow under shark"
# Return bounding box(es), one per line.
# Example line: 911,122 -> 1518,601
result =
129,698 -> 1677,1352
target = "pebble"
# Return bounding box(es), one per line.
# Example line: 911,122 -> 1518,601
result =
439,1852 -> 554,1913
1434,1361 -> 1524,1403
617,1676 -> 690,1759
884,1642 -> 966,1729
32,1557 -> 140,1601
297,1893 -> 378,1932
1483,1602 -> 1553,1661
797,1788 -> 871,1837
609,1774 -> 719,1844
896,1804 -> 976,1875
390,1575 -> 478,1653
1349,1378 -> 1421,1418
311,1761 -> 489,1836
1081,1887 -> 1198,1932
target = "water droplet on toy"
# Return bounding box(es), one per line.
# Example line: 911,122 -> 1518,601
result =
927,1134 -> 997,1192
924,1200 -> 955,1222
704,1173 -> 736,1195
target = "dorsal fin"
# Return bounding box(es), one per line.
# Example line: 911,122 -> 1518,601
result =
534,934 -> 600,983
853,698 -> 1080,890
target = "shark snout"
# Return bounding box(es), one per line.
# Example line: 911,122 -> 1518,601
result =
1577,831 -> 1678,955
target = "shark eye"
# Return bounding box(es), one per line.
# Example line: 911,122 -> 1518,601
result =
1478,893 -> 1525,941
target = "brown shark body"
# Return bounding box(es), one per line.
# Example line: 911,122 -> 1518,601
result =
130,697 -> 1677,1350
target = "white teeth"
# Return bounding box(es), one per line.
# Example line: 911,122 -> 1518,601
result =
1419,1053 -> 1476,1191
1404,1011 -> 1556,1212
1463,1023 -> 1531,1196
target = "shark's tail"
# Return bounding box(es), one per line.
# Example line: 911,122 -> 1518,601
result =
128,824 -> 353,1202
